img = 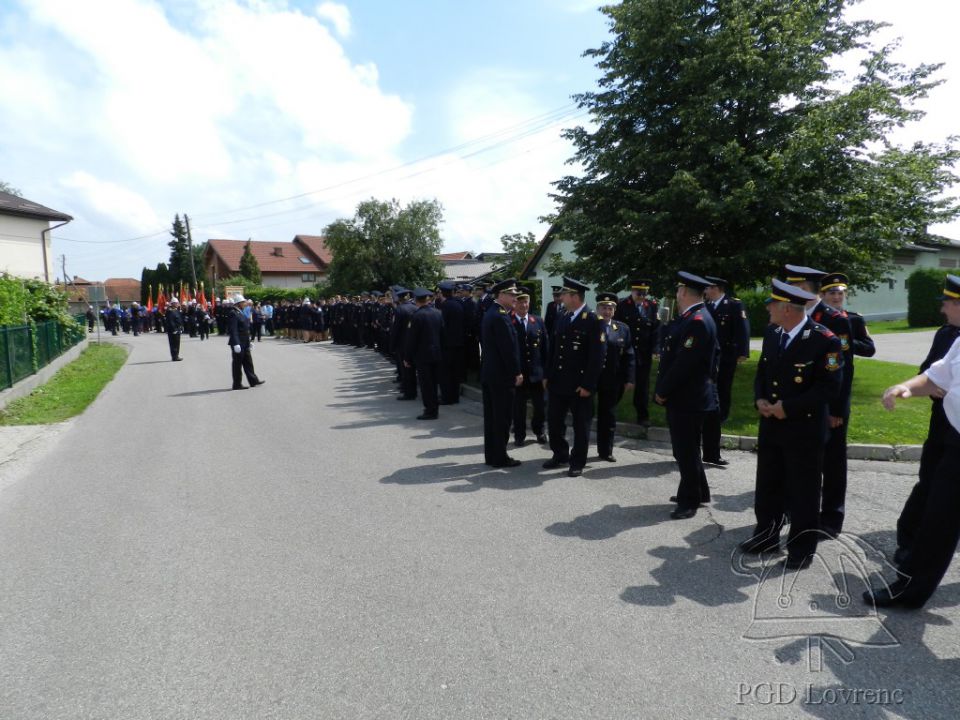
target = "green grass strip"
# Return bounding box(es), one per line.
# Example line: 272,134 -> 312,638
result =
618,356 -> 931,446
0,343 -> 128,425
865,319 -> 937,335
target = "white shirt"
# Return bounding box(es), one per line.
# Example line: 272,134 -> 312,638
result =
777,318 -> 806,351
712,293 -> 725,309
517,314 -> 528,329
924,336 -> 960,431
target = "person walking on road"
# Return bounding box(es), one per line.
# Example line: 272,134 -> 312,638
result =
164,297 -> 184,361
228,294 -> 264,390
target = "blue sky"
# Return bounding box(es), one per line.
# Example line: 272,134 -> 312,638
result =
0,0 -> 956,282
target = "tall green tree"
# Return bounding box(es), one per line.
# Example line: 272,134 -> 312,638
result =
492,232 -> 540,280
167,214 -> 192,288
239,239 -> 262,284
552,0 -> 959,292
324,198 -> 445,293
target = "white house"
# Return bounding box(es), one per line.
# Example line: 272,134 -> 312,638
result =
0,190 -> 73,282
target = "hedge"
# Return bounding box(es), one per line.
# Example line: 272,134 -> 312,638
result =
906,268 -> 950,327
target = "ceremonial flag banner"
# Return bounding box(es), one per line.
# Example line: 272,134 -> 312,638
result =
146,285 -> 153,313
158,285 -> 167,315
179,282 -> 187,305
199,282 -> 208,310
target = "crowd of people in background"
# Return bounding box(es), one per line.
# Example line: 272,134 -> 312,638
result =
85,265 -> 960,610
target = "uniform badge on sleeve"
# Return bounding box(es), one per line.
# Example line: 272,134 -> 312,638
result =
825,352 -> 840,371
840,335 -> 850,351
581,311 -> 587,320
684,336 -> 695,349
600,332 -> 606,343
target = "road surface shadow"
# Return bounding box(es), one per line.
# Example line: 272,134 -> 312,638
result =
381,461 -> 560,492
770,585 -> 960,719
168,388 -> 235,397
546,503 -> 677,540
620,525 -> 755,608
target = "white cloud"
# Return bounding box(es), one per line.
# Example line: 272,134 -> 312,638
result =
60,171 -> 163,231
315,1 -> 351,38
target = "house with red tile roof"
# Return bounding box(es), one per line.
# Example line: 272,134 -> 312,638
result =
203,236 -> 331,289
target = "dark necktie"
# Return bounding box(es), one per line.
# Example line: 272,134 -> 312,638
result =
779,331 -> 789,355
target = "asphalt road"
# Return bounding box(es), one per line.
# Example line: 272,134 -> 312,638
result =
1,332 -> 957,719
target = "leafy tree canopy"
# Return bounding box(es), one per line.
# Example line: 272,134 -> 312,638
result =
324,198 -> 445,294
0,180 -> 22,197
552,0 -> 959,293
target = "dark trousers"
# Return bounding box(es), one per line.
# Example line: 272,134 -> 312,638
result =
252,323 -> 262,342
897,405 -> 949,549
633,351 -> 652,422
820,415 -> 850,533
894,427 -> 960,606
167,332 -> 181,360
596,384 -> 624,458
513,380 -> 545,443
416,362 -> 439,415
751,422 -> 824,560
548,391 -> 593,470
482,383 -> 514,464
666,407 -> 709,508
439,348 -> 463,403
702,356 -> 737,459
231,348 -> 259,387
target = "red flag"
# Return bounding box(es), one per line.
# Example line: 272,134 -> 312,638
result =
179,281 -> 187,305
157,285 -> 167,315
146,285 -> 154,313
198,282 -> 207,310
210,290 -> 216,312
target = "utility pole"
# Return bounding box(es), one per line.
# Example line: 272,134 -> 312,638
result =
184,213 -> 199,291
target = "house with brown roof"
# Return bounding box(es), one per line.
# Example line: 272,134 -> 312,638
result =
203,236 -> 331,289
0,189 -> 73,282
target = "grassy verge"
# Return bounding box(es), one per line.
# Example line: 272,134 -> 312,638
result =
0,344 -> 128,425
864,319 -> 937,335
617,356 -> 931,445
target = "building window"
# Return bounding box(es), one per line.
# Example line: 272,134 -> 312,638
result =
893,253 -> 915,266
888,278 -> 895,290
302,273 -> 316,282
939,258 -> 957,269
273,247 -> 284,257
299,257 -> 312,264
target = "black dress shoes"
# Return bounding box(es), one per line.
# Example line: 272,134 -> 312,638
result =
250,379 -> 265,387
232,385 -> 248,390
862,584 -> 924,609
417,413 -> 438,420
491,457 -> 521,468
702,457 -> 729,467
536,434 -> 548,444
669,496 -> 708,505
600,455 -> 617,462
514,439 -> 526,448
670,506 -> 697,520
542,458 -> 567,469
567,468 -> 582,477
172,357 -> 183,361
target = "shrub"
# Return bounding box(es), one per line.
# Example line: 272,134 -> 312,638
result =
906,268 -> 949,327
738,288 -> 771,337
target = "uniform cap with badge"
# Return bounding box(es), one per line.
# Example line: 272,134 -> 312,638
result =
783,264 -> 827,284
596,292 -> 619,306
413,287 -> 434,300
820,273 -> 848,292
704,275 -> 728,288
630,279 -> 651,291
675,271 -> 711,291
490,278 -> 522,295
561,276 -> 589,295
939,274 -> 960,300
767,278 -> 817,305
551,285 -> 563,296
515,286 -> 532,300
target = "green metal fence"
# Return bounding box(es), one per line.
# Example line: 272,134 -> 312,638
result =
0,317 -> 87,391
